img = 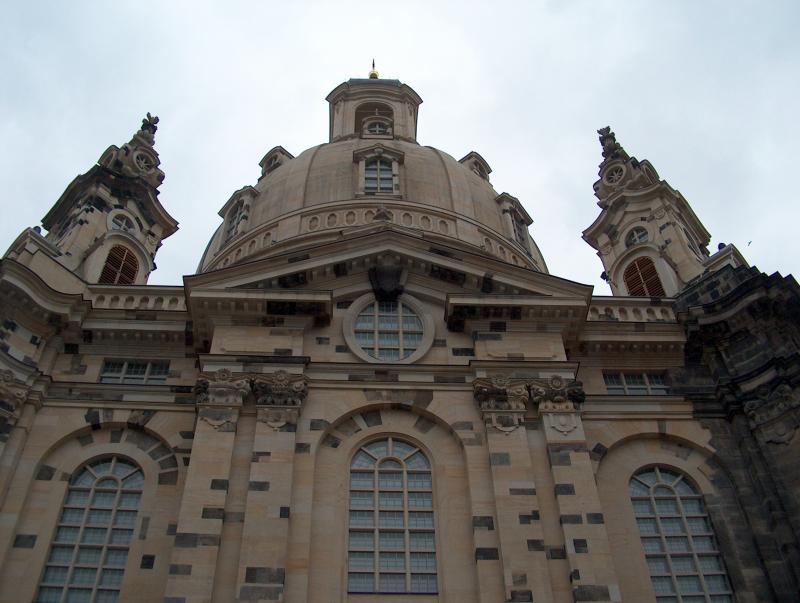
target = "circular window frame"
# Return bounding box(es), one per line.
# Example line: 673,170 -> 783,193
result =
342,292 -> 435,364
107,210 -> 137,233
625,226 -> 649,247
603,163 -> 626,185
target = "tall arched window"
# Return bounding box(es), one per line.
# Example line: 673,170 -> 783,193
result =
37,456 -> 144,603
623,257 -> 666,297
348,437 -> 437,594
98,246 -> 138,285
630,466 -> 733,602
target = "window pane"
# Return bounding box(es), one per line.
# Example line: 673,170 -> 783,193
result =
677,575 -> 702,593
56,527 -> 80,543
77,547 -> 102,564
65,490 -> 90,506
410,532 -> 435,551
350,492 -> 373,509
87,510 -> 112,526
349,531 -> 373,550
71,471 -> 94,487
704,574 -> 730,592
113,511 -> 137,527
405,452 -> 430,470
633,500 -> 654,515
670,556 -> 696,573
379,531 -> 404,550
61,508 -> 85,524
71,568 -> 97,585
364,440 -> 389,466
379,492 -> 403,508
350,473 -> 373,489
379,552 -> 405,569
692,536 -> 715,551
36,587 -> 63,603
411,573 -> 437,593
666,537 -> 690,553
95,591 -> 119,603
43,566 -> 69,585
349,511 -> 373,527
99,569 -> 123,587
122,472 -> 143,489
92,492 -> 116,508
410,552 -> 436,571
65,590 -> 92,603
351,452 -> 376,469
118,493 -> 140,509
109,529 -> 132,545
651,576 -> 675,594
698,555 -> 723,572
379,573 -> 405,593
660,518 -> 684,535
104,549 -> 128,567
408,512 -> 434,528
641,538 -> 663,553
681,498 -> 704,514
655,499 -> 679,515
348,552 -> 374,571
379,511 -> 404,528
687,517 -> 711,534
81,528 -> 107,544
408,473 -> 432,489
379,472 -> 403,489
408,492 -> 432,508
49,546 -> 74,564
646,556 -> 669,575
347,572 -> 373,593
637,518 -> 659,535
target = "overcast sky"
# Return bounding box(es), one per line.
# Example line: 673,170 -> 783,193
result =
2,1 -> 798,294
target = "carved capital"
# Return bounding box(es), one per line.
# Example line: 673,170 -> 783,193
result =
252,370 -> 308,407
473,375 -> 528,433
194,369 -> 250,407
529,376 -> 585,412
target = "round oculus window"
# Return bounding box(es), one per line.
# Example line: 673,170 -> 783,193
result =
625,226 -> 649,247
343,294 -> 435,363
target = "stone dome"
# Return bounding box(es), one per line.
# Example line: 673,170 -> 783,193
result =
198,79 -> 547,274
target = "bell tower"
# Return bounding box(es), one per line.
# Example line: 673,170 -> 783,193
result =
40,114 -> 178,285
582,127 -> 744,297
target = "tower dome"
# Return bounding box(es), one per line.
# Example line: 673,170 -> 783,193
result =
198,77 -> 546,274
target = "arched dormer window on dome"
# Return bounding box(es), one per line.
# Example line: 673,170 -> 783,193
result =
99,245 -> 138,285
355,102 -> 394,139
623,257 -> 666,297
354,145 -> 404,198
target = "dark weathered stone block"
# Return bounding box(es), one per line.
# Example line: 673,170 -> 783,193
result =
554,483 -> 576,496
210,479 -> 229,490
249,480 -> 270,491
474,547 -> 499,560
490,452 -> 511,466
140,554 -> 155,569
573,585 -> 611,601
13,534 -> 36,548
472,516 -> 494,530
169,564 -> 192,575
527,539 -> 544,551
202,507 -> 225,520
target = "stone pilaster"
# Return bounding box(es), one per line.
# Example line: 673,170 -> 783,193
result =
537,377 -> 621,603
473,375 -> 550,603
235,370 -> 307,602
164,369 -> 249,603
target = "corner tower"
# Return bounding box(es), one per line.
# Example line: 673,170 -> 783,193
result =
35,114 -> 178,285
582,127 -> 745,297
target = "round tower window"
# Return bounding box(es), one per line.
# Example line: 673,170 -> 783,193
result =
625,227 -> 649,247
343,294 -> 435,364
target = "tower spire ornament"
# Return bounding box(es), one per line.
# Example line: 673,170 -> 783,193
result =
368,59 -> 379,79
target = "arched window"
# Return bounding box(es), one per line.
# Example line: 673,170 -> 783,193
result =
98,246 -> 138,285
348,437 -> 437,594
37,456 -> 144,603
353,300 -> 423,361
629,466 -> 733,602
623,257 -> 666,297
364,159 -> 394,194
355,102 -> 394,136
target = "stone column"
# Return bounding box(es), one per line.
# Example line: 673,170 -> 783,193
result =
235,371 -> 307,602
0,372 -> 40,508
536,377 -> 621,603
164,370 -> 249,603
473,375 -> 554,603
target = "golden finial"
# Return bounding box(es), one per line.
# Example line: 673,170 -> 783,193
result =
368,59 -> 379,79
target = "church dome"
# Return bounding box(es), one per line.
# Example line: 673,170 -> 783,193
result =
198,78 -> 546,274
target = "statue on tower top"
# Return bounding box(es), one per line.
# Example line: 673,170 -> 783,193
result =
597,126 -> 629,163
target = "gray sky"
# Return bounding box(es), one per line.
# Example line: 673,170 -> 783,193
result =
2,1 -> 798,293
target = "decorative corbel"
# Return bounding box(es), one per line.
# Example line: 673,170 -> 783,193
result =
530,375 -> 585,437
0,370 -> 32,425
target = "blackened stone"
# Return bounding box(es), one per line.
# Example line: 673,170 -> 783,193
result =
210,479 -> 229,490
77,434 -> 93,447
84,409 -> 100,426
140,554 -> 155,569
174,533 -> 198,548
472,516 -> 494,530
169,564 -> 192,575
202,507 -> 225,520
13,534 -> 36,548
560,514 -> 583,524
224,512 -> 245,523
474,547 -> 499,560
166,524 -> 177,535
546,546 -> 566,559
158,471 -> 178,485
574,538 -> 588,553
573,585 -> 611,601
309,419 -> 329,430
452,347 -> 475,356
451,421 -> 473,431
586,513 -> 605,524
238,586 -> 282,600
413,416 -> 435,433
36,465 -> 56,481
490,452 -> 511,466
110,429 -> 124,443
527,539 -> 544,551
509,591 -> 533,602
245,567 -> 285,584
159,457 -> 178,470
179,430 -> 195,439
361,410 -> 382,426
249,481 -> 270,491
554,483 -> 576,496
510,488 -> 536,495
279,507 -> 290,518
294,443 -> 310,454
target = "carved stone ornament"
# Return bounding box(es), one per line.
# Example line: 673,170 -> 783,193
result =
0,370 -> 29,418
473,374 -> 528,433
544,412 -> 580,437
256,406 -> 300,432
744,382 -> 800,444
252,370 -> 308,407
529,376 -> 586,412
194,369 -> 250,407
